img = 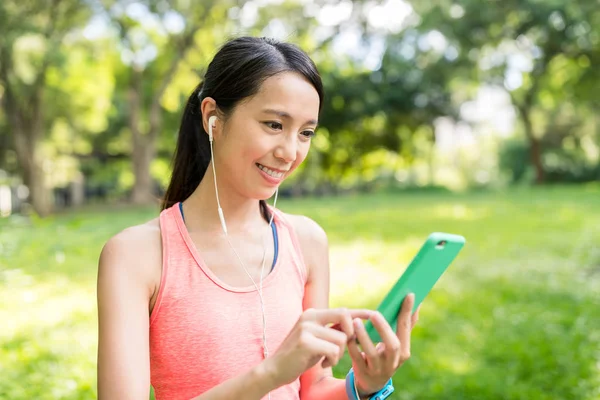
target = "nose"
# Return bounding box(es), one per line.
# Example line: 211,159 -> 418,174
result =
274,133 -> 297,164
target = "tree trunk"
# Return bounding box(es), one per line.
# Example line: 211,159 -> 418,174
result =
24,153 -> 53,216
518,105 -> 545,184
70,171 -> 85,206
13,125 -> 53,216
7,90 -> 53,216
529,136 -> 544,184
131,139 -> 156,204
128,68 -> 157,205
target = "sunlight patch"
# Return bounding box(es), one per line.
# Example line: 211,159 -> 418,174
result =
0,278 -> 95,340
328,237 -> 425,306
432,204 -> 489,221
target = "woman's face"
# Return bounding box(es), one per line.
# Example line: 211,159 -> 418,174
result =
213,71 -> 320,200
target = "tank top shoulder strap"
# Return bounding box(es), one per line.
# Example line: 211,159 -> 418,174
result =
151,204 -> 187,326
158,204 -> 185,259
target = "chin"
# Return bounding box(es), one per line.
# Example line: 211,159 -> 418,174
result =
252,187 -> 280,202
261,189 -> 279,201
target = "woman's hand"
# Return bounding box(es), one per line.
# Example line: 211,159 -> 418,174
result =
347,294 -> 420,397
266,308 -> 373,387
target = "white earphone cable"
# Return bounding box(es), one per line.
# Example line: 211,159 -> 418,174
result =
209,118 -> 278,398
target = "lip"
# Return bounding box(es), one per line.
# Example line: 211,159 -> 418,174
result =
256,163 -> 289,173
256,163 -> 286,185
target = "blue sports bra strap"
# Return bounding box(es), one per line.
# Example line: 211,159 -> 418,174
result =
179,202 -> 278,271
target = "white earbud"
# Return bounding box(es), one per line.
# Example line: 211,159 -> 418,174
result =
208,115 -> 217,142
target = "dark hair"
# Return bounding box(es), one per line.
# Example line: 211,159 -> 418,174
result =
161,36 -> 324,221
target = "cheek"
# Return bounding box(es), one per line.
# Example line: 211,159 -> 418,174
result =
288,143 -> 310,174
225,135 -> 264,165
243,141 -> 270,164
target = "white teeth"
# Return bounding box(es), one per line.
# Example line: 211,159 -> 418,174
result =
258,164 -> 284,179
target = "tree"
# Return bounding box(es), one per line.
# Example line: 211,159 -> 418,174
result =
98,0 -> 233,204
415,0 -> 599,183
0,0 -> 91,215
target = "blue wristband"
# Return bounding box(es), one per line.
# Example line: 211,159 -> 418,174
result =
345,368 -> 394,400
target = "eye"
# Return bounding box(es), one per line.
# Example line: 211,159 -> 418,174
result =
300,130 -> 316,139
264,121 -> 283,131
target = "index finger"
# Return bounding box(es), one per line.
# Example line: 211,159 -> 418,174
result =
368,311 -> 399,350
396,294 -> 415,347
313,308 -> 373,338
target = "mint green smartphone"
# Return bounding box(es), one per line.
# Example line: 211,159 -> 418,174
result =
365,232 -> 466,343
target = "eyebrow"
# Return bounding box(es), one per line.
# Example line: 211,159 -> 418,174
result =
261,108 -> 318,126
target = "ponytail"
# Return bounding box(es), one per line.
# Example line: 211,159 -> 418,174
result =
161,83 -> 207,210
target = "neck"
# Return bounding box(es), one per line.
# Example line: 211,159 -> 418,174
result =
183,162 -> 269,234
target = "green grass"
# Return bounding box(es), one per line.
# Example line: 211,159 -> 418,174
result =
1,185 -> 599,399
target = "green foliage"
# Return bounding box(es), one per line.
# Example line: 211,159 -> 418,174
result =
499,137 -> 532,183
499,133 -> 600,184
415,0 -> 600,184
3,0 -> 600,202
1,186 -> 599,399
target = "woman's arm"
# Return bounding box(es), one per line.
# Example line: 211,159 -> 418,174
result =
97,223 -> 281,400
97,225 -> 159,400
289,214 -> 421,400
187,362 -> 278,400
286,215 -> 350,400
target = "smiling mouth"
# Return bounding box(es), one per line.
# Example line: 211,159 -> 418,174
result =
256,163 -> 286,179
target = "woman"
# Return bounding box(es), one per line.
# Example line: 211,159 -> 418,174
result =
97,36 -> 420,400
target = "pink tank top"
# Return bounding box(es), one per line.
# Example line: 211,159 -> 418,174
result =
149,203 -> 308,400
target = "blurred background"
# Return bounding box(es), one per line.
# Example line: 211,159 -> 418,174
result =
0,0 -> 599,399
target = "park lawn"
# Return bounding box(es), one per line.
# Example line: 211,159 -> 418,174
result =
0,185 -> 599,399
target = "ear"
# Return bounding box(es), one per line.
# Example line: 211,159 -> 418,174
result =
200,97 -> 219,136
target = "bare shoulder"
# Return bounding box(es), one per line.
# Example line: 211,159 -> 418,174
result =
283,213 -> 328,246
98,217 -> 162,300
100,217 -> 162,265
281,213 -> 329,277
